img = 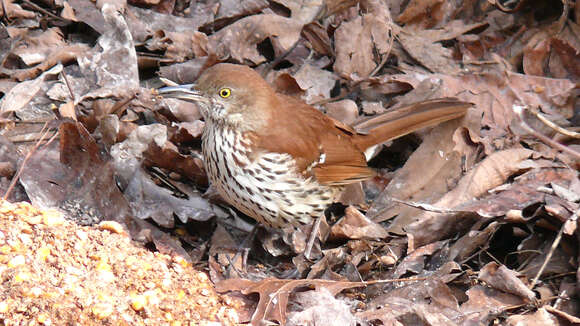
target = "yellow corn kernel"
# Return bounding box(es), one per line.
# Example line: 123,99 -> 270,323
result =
13,272 -> 31,282
130,294 -> 147,311
96,261 -> 112,272
0,245 -> 11,254
91,303 -> 114,320
42,209 -> 65,226
7,255 -> 25,268
37,313 -> 50,324
37,247 -> 51,261
0,300 -> 9,313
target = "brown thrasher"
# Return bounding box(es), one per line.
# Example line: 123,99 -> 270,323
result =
159,64 -> 471,228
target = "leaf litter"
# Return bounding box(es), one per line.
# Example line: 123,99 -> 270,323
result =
0,0 -> 579,325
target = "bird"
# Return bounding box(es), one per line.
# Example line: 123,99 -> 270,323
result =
158,63 -> 471,229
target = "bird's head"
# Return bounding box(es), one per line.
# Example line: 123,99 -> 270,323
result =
158,63 -> 277,131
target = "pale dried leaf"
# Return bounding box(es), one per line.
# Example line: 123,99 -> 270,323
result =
331,206 -> 388,240
208,14 -> 303,64
403,149 -> 534,248
478,262 -> 536,302
215,278 -> 364,324
0,63 -> 62,117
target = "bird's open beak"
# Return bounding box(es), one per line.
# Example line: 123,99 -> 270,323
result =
157,84 -> 208,104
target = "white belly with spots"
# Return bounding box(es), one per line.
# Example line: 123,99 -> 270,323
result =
202,124 -> 334,227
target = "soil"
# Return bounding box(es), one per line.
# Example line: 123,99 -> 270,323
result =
0,200 -> 241,325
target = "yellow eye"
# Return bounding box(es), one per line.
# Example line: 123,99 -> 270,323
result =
218,88 -> 231,98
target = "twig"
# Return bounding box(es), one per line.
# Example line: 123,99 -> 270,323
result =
389,197 -> 470,214
529,208 -> 579,289
3,122 -> 55,200
527,106 -> 580,139
553,289 -> 567,309
513,105 -> 580,161
110,93 -> 137,116
304,214 -> 322,260
7,131 -> 58,144
21,0 -> 68,22
60,68 -> 76,103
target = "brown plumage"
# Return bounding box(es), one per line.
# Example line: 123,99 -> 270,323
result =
159,63 -> 471,228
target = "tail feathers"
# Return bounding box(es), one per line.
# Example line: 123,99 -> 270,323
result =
352,98 -> 472,151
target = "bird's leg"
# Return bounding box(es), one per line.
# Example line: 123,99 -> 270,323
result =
225,223 -> 259,278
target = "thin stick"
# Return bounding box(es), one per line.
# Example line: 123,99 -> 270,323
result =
304,214 -> 322,260
513,105 -> 580,161
389,197 -> 469,214
529,208 -> 578,289
60,68 -> 76,103
3,122 -> 53,200
528,106 -> 580,139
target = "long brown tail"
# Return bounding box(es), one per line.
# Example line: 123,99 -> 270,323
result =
351,98 -> 472,151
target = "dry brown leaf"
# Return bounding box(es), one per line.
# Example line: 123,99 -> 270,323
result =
287,288 -> 357,326
368,116 -> 469,227
67,0 -> 107,34
146,30 -> 208,62
460,285 -> 525,323
325,99 -> 359,125
523,35 -> 551,77
11,28 -> 66,66
396,0 -> 444,29
478,262 -> 536,302
291,63 -> 336,103
419,20 -> 489,43
110,124 -> 217,226
306,246 -> 348,279
60,1 -> 77,21
445,157 -> 554,208
457,168 -> 575,219
208,14 -> 303,64
143,140 -> 207,186
125,5 -> 204,43
362,69 -> 576,142
448,222 -> 500,262
189,0 -> 268,27
506,308 -> 561,326
543,306 -> 580,324
19,122 -> 133,226
215,278 -> 364,325
302,22 -> 333,56
267,70 -> 304,97
361,101 -> 385,115
397,28 -> 462,75
517,231 -> 576,279
272,0 -> 324,24
333,3 -> 393,80
58,101 -> 77,121
403,148 -> 534,248
393,241 -> 447,277
549,38 -> 580,81
158,57 -> 215,85
330,206 -> 388,240
359,277 -> 461,325
3,0 -> 36,19
0,63 -> 62,118
77,4 -> 139,101
10,44 -> 89,81
523,19 -> 580,81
